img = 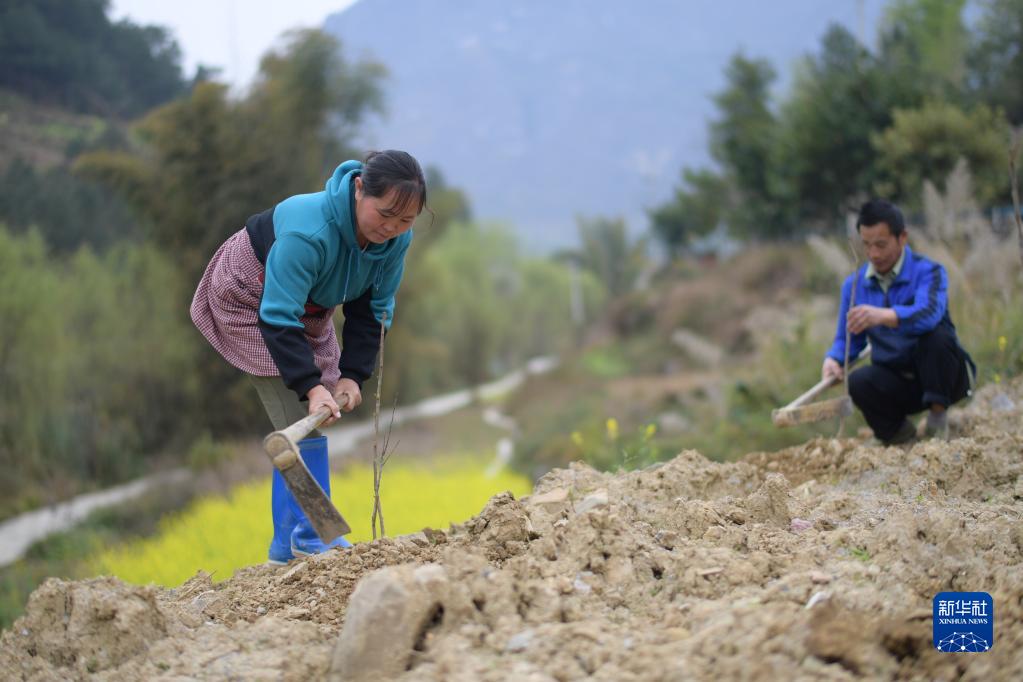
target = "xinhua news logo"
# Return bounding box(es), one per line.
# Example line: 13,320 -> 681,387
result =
933,592 -> 993,653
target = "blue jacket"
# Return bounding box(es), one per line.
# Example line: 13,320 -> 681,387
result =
260,160 -> 410,331
245,160 -> 412,397
826,246 -> 966,370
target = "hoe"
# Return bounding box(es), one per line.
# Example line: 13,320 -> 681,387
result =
263,404 -> 352,541
772,349 -> 871,428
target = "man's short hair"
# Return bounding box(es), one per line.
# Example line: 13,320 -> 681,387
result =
857,199 -> 905,237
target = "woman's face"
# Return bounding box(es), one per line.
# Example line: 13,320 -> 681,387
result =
354,177 -> 418,245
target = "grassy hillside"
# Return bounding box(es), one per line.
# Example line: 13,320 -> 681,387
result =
0,89 -> 107,169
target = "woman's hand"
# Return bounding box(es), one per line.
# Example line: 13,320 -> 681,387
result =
307,384 -> 342,427
334,378 -> 362,413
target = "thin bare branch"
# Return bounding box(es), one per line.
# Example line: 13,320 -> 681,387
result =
380,393 -> 399,462
1009,129 -> 1023,269
371,311 -> 387,539
838,239 -> 861,438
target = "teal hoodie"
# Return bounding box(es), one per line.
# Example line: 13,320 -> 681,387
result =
260,160 -> 412,331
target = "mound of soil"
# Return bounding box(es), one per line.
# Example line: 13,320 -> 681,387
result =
2,378 -> 1021,681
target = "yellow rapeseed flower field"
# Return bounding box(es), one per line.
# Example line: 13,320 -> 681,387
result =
91,458 -> 531,587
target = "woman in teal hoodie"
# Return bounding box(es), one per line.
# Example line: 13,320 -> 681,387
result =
191,150 -> 426,564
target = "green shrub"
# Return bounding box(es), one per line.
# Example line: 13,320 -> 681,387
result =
185,432 -> 237,471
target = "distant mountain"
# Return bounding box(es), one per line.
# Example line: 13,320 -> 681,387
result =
324,0 -> 883,251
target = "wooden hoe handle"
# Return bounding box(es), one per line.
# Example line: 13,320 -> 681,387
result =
263,395 -> 349,469
782,376 -> 841,411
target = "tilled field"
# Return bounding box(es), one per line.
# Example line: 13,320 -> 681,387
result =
2,378 -> 1021,681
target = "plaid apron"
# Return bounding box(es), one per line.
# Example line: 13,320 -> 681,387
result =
189,228 -> 341,392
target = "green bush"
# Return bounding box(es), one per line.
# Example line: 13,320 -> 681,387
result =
0,226 -> 202,510
873,102 -> 1010,207
384,223 -> 605,401
567,419 -> 662,472
185,431 -> 237,471
579,345 -> 631,379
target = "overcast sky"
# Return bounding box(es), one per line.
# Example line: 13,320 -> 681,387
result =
110,0 -> 357,89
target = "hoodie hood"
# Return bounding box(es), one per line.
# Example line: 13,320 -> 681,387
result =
324,160 -> 406,262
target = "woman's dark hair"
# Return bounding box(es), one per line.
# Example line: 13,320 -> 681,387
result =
857,199 -> 905,236
362,150 -> 427,215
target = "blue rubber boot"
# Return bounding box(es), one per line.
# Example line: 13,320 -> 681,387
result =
290,436 -> 353,557
268,467 -> 298,565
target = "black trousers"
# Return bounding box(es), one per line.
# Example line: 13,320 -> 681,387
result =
848,326 -> 973,442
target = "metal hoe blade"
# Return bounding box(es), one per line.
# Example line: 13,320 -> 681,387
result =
772,396 -> 853,428
264,432 -> 351,540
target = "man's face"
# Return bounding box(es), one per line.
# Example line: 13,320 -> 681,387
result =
859,221 -> 907,275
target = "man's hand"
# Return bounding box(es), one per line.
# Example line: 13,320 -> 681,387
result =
307,384 -> 342,426
334,378 -> 362,414
846,305 -> 898,334
822,357 -> 844,382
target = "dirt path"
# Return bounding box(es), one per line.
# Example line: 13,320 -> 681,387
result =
2,377 -> 1020,681
0,470 -> 193,568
